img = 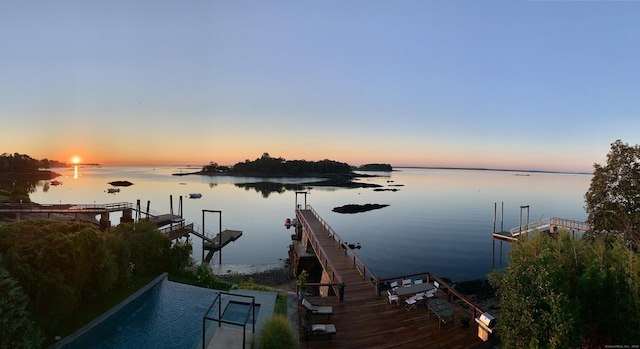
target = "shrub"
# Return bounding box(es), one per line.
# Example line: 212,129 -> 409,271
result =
258,314 -> 295,349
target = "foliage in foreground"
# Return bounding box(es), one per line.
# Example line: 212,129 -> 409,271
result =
489,231 -> 640,348
585,139 -> 640,247
0,265 -> 43,349
258,314 -> 295,349
0,219 -> 192,347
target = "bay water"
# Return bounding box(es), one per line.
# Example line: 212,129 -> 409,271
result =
27,166 -> 592,282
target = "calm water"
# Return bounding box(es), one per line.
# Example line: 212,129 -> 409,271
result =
28,166 -> 592,281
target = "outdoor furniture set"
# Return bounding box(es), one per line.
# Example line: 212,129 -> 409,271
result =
387,278 -> 455,327
302,298 -> 337,341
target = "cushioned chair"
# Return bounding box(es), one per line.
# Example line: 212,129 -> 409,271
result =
404,295 -> 418,311
302,298 -> 334,318
402,279 -> 412,287
414,279 -> 423,285
303,322 -> 337,341
387,290 -> 399,305
390,281 -> 400,291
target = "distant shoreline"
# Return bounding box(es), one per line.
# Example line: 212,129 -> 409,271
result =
394,166 -> 592,176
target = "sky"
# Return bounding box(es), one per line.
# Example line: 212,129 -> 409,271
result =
2,1 -> 639,172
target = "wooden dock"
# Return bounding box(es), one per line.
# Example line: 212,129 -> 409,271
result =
203,229 -> 243,252
159,223 -> 243,263
293,207 -> 497,348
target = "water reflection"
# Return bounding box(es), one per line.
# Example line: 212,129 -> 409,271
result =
234,182 -> 309,198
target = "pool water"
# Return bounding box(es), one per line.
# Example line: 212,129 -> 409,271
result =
65,279 -> 218,349
221,301 -> 260,325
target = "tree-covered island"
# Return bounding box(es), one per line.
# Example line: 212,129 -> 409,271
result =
175,153 -> 393,189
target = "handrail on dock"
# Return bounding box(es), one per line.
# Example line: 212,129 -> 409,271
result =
296,203 -> 488,319
508,217 -> 590,237
300,205 -> 378,284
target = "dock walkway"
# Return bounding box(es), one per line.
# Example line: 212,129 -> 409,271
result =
295,208 -> 496,348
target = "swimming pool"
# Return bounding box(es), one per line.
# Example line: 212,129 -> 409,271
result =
62,278 -> 218,349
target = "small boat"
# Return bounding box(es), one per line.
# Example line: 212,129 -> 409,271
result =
51,180 -> 63,186
107,188 -> 120,193
189,193 -> 202,199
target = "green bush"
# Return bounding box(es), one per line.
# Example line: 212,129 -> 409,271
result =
258,314 -> 295,349
0,265 -> 43,349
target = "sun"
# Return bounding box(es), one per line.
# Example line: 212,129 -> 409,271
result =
72,156 -> 81,164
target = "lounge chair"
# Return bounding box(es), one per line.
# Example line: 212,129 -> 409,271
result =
303,322 -> 337,341
302,298 -> 334,318
387,290 -> 399,305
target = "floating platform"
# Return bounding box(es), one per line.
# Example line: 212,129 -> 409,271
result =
204,229 -> 243,251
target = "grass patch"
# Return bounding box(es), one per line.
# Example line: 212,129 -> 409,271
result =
168,266 -> 231,291
274,293 -> 288,316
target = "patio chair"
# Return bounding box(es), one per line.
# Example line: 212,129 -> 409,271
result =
387,290 -> 399,305
404,296 -> 418,311
390,281 -> 400,291
433,281 -> 441,296
302,298 -> 334,318
402,279 -> 412,287
415,292 -> 426,306
414,279 -> 424,285
303,321 -> 337,341
425,288 -> 436,300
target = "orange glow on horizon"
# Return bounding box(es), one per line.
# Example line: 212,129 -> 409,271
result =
71,156 -> 81,164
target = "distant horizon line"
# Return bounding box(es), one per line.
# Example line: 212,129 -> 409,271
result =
63,163 -> 592,176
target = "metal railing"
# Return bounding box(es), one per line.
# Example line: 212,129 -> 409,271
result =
0,202 -> 133,213
509,217 -> 590,236
202,292 -> 256,349
549,217 -> 591,232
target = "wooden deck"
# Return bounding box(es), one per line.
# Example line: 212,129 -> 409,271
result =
295,209 -> 498,348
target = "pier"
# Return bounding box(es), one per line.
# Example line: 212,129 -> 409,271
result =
493,217 -> 591,242
0,200 -> 242,264
289,203 -> 496,348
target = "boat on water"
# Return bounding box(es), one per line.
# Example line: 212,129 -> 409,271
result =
51,180 -> 63,186
188,193 -> 202,199
107,188 -> 120,193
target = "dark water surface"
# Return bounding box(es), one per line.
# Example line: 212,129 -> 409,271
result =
28,166 -> 591,281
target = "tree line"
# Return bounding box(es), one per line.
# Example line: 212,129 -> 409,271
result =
0,219 -> 191,348
202,153 -> 353,176
0,153 -> 67,173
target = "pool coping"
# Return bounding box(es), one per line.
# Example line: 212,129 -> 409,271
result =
48,272 -> 168,349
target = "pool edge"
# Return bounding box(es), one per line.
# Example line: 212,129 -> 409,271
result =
48,272 -> 168,349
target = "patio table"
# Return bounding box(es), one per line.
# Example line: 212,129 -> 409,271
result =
394,282 -> 435,297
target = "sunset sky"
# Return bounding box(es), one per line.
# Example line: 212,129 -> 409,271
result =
2,1 -> 639,172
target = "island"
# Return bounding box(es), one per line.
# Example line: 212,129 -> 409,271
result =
173,153 -> 393,189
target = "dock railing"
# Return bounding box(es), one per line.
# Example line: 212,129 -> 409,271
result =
301,205 -> 379,286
